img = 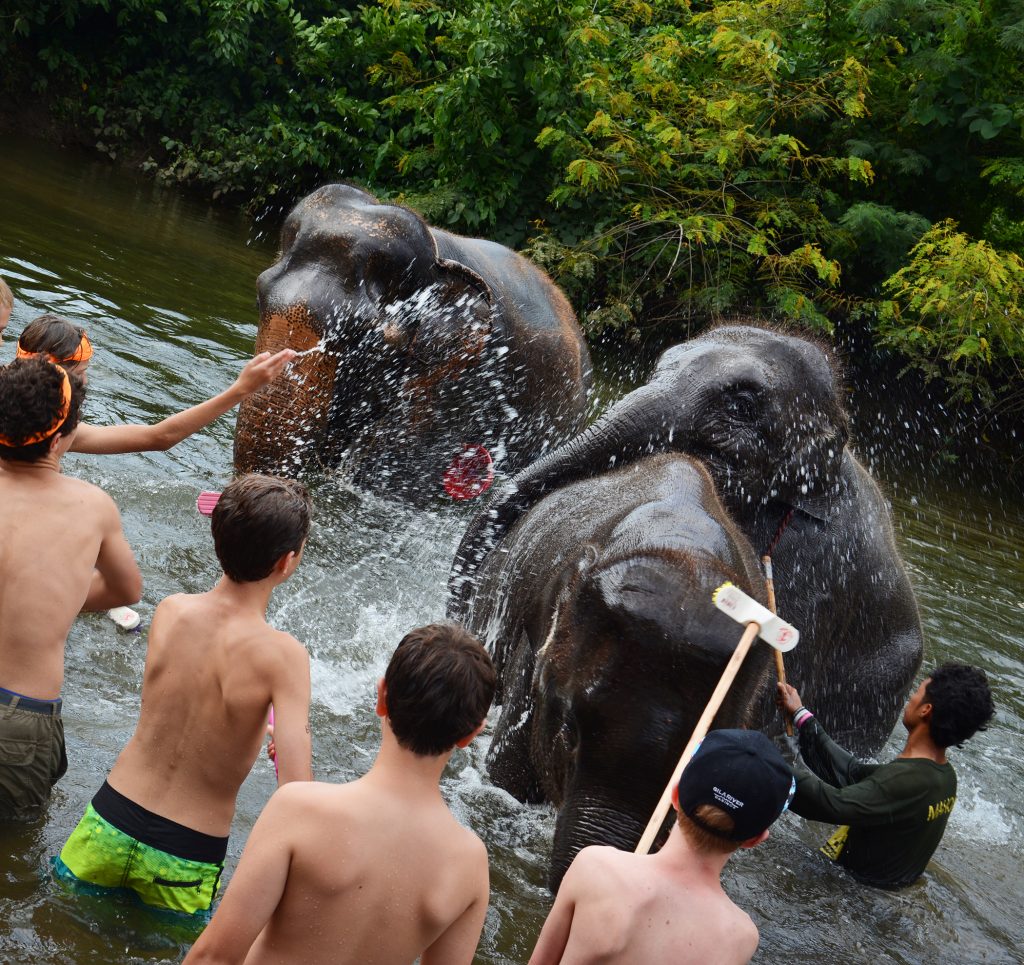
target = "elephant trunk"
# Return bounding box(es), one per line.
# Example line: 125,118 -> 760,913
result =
233,313 -> 338,476
450,381 -> 679,617
549,793 -> 648,891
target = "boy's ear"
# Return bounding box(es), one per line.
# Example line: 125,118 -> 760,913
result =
375,678 -> 388,719
739,828 -> 771,850
454,718 -> 486,749
671,783 -> 680,812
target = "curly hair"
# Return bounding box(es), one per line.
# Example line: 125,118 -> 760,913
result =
384,623 -> 496,756
925,663 -> 995,749
0,357 -> 85,462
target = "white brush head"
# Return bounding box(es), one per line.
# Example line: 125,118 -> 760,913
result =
712,582 -> 799,651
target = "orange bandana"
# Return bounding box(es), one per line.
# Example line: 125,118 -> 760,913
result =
0,364 -> 73,447
16,330 -> 93,365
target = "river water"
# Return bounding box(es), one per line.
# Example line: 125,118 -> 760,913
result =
0,137 -> 1021,964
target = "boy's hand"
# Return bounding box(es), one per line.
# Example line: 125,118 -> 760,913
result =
266,722 -> 277,764
776,681 -> 804,719
234,349 -> 298,396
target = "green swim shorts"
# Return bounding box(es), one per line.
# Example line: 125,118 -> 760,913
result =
55,782 -> 226,917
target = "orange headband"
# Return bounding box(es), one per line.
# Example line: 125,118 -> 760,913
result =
16,330 -> 93,365
0,364 -> 73,448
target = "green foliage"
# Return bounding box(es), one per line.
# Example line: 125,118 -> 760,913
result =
3,0 -> 1024,408
879,221 -> 1024,405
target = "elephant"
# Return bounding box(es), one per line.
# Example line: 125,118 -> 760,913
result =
232,183 -> 592,501
461,452 -> 775,889
451,324 -> 923,755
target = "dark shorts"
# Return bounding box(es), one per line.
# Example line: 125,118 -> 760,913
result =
0,688 -> 67,817
56,781 -> 227,917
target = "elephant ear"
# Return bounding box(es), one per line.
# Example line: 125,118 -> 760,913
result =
775,427 -> 847,521
399,257 -> 495,372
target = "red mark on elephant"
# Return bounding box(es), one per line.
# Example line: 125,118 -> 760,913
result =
443,445 -> 494,501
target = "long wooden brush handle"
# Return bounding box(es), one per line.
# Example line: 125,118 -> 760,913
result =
762,555 -> 793,736
634,621 -> 760,855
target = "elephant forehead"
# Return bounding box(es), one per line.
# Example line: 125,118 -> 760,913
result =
660,326 -> 837,388
295,192 -> 434,249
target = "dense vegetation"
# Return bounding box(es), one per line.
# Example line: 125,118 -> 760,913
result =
3,0 -> 1023,409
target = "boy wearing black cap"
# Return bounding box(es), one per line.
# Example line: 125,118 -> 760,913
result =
530,729 -> 795,965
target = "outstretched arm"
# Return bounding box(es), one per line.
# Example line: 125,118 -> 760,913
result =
183,787 -> 297,965
71,350 -> 296,454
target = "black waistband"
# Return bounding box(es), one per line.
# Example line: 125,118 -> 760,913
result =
0,686 -> 62,716
92,781 -> 228,865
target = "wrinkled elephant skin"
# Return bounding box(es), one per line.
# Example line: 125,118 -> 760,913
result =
233,183 -> 591,500
452,324 -> 923,754
459,453 -> 773,889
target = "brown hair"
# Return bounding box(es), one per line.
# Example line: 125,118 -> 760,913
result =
0,358 -> 85,462
384,623 -> 496,756
677,804 -> 742,855
0,277 -> 12,313
211,474 -> 311,582
17,314 -> 88,367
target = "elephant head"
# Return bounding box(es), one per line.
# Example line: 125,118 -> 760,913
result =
234,183 -> 496,489
452,324 -> 849,611
472,454 -> 773,890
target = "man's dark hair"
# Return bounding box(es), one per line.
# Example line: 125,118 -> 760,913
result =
925,663 -> 995,749
384,623 -> 496,756
18,314 -> 86,364
0,357 -> 85,462
211,474 -> 311,582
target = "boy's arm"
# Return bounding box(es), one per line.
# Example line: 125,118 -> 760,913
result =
529,855 -> 586,965
81,494 -> 142,611
421,840 -> 490,965
269,637 -> 313,784
71,350 -> 295,454
183,787 -> 298,965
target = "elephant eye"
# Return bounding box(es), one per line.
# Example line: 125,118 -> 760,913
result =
722,388 -> 758,422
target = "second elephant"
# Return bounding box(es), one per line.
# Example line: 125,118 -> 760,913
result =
462,453 -> 775,889
453,324 -> 923,753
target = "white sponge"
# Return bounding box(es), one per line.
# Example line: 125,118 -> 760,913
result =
106,606 -> 142,631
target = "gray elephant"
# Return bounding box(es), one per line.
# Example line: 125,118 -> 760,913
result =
233,183 -> 592,500
451,324 -> 923,753
462,453 -> 774,889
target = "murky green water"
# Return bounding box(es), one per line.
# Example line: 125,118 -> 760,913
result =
1,137 -> 1021,964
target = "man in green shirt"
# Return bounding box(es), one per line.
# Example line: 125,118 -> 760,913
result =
776,663 -> 994,889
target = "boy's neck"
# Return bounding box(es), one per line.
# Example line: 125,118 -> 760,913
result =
651,823 -> 733,886
899,722 -> 947,764
0,451 -> 63,475
210,573 -> 280,616
365,723 -> 452,801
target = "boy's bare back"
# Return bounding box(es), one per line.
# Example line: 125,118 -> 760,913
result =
240,779 -> 488,965
0,465 -> 138,699
540,845 -> 758,965
107,590 -> 311,837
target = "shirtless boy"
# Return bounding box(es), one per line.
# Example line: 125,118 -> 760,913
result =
0,357 -> 141,816
55,474 -> 314,917
530,729 -> 795,965
183,622 -> 497,964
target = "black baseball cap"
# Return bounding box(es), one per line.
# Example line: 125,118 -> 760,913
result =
678,729 -> 795,841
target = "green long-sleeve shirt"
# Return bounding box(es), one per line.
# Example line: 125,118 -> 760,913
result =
791,717 -> 957,888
